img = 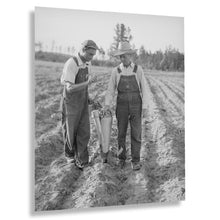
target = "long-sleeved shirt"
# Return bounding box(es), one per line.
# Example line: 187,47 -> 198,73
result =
61,54 -> 92,90
105,62 -> 150,109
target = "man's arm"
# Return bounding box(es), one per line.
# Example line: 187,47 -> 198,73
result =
65,80 -> 89,92
138,66 -> 151,117
62,58 -> 93,92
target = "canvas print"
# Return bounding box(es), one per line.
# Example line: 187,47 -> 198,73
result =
34,7 -> 185,211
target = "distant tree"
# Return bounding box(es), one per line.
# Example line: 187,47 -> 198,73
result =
67,46 -> 70,54
39,42 -> 43,52
98,47 -> 105,60
71,46 -> 75,55
99,47 -> 105,55
109,23 -> 133,56
137,46 -> 154,68
51,40 -> 55,53
59,45 -> 62,54
139,45 -> 146,63
158,46 -> 184,71
35,41 -> 43,52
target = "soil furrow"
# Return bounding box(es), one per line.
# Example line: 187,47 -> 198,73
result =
149,76 -> 184,118
35,62 -> 185,210
156,77 -> 184,102
143,76 -> 185,202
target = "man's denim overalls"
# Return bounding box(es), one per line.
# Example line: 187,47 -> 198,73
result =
61,57 -> 90,165
116,65 -> 142,163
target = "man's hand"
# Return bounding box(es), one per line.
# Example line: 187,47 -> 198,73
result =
88,75 -> 97,84
93,100 -> 102,109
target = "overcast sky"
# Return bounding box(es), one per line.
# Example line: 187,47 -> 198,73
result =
35,7 -> 184,53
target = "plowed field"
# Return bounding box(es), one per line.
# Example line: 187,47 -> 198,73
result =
34,60 -> 185,211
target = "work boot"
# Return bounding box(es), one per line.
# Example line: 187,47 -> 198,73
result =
74,159 -> 89,170
132,162 -> 141,171
66,156 -> 75,164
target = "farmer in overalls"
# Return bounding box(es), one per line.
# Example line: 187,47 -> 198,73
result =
105,41 -> 149,171
60,40 -> 99,169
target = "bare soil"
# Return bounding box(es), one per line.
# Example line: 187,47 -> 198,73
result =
34,60 -> 185,211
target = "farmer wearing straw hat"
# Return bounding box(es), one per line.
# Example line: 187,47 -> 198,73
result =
105,41 -> 149,171
60,40 -> 99,169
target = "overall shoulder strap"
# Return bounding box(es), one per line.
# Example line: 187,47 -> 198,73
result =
133,64 -> 138,73
117,66 -> 122,74
72,56 -> 79,66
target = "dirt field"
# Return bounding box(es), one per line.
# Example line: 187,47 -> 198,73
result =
34,60 -> 185,211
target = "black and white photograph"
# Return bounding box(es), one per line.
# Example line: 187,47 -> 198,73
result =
34,6 -> 185,211
3,0 -> 220,219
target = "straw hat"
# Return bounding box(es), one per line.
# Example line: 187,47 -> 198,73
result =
112,41 -> 137,56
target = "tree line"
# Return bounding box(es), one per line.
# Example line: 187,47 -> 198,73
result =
35,23 -> 184,71
108,23 -> 184,71
136,45 -> 184,71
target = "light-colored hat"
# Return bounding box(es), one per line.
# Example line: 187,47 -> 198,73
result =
112,41 -> 137,56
